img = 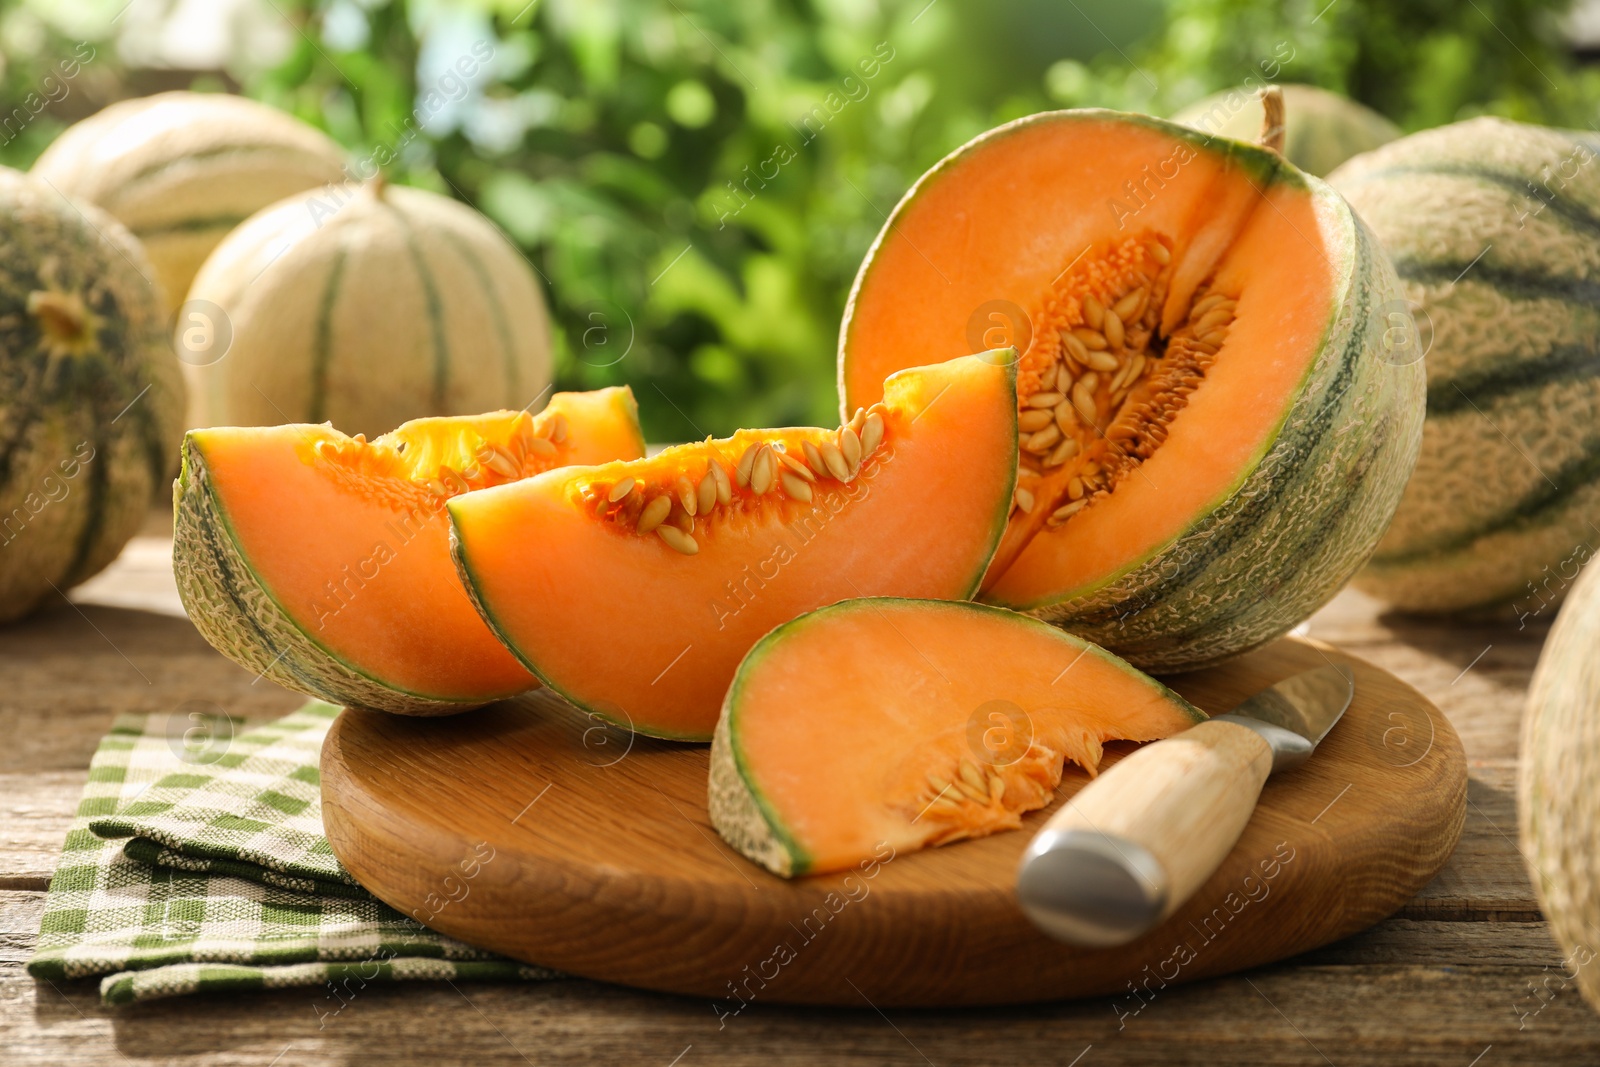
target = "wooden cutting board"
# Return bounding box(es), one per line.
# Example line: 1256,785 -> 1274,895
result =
321,636 -> 1465,1008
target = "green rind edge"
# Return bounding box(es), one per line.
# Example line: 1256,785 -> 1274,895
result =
708,597 -> 1206,879
448,354 -> 1017,744
172,433 -> 490,715
1012,194 -> 1423,671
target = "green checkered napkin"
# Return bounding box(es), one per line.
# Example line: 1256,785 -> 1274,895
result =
27,701 -> 556,1005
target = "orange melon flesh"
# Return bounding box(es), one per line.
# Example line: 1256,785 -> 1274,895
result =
449,354 -> 1018,740
838,112 -> 1337,606
193,388 -> 644,702
712,598 -> 1205,876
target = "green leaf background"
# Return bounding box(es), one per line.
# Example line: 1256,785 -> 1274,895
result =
4,0 -> 1598,440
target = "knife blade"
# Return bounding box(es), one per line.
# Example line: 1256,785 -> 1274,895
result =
1015,663 -> 1354,948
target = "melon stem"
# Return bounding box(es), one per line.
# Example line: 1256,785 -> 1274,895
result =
26,290 -> 87,343
1258,86 -> 1286,155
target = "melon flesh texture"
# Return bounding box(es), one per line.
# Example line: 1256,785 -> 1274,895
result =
450,354 -> 1018,740
711,598 -> 1205,877
173,388 -> 644,714
839,109 -> 1424,672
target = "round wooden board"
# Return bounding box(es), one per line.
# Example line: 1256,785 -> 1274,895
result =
321,636 -> 1466,1008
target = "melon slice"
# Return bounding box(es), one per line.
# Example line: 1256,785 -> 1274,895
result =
449,353 -> 1018,740
173,388 -> 645,714
839,109 -> 1425,673
710,597 -> 1204,877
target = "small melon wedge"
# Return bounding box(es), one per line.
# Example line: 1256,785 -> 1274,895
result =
710,597 -> 1205,877
449,353 -> 1019,740
173,388 -> 645,714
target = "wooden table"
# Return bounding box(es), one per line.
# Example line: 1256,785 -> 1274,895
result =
4,511 -> 1598,1065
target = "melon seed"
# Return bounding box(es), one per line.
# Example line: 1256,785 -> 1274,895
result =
1024,424 -> 1061,453
861,412 -> 885,458
1194,308 -> 1231,336
637,495 -> 671,534
1112,288 -> 1144,322
959,758 -> 985,791
1049,499 -> 1086,525
1046,438 -> 1079,467
1018,409 -> 1054,433
819,440 -> 851,481
1085,350 -> 1119,373
657,525 -> 698,555
1054,400 -> 1078,435
1038,363 -> 1058,391
778,450 -> 816,483
1027,391 -> 1065,409
479,444 -> 519,477
1072,382 -> 1099,425
1062,331 -> 1090,364
839,426 -> 862,472
695,470 -> 716,513
1147,241 -> 1170,264
527,436 -> 558,459
549,412 -> 568,443
987,773 -> 1005,803
1072,327 -> 1108,351
802,440 -> 826,474
927,772 -> 953,794
1014,486 -> 1035,514
711,462 -> 732,505
1199,329 -> 1228,348
1068,477 -> 1085,501
780,471 -> 813,503
1104,309 -> 1125,351
736,444 -> 759,487
849,407 -> 868,435
1082,293 -> 1105,330
750,447 -> 776,495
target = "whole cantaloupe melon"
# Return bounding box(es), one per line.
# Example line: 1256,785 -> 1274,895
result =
1331,117 -> 1600,615
1520,558 -> 1600,1015
31,91 -> 348,315
1173,83 -> 1400,177
182,178 -> 554,440
0,167 -> 184,621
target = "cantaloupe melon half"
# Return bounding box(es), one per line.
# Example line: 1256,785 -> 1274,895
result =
711,598 -> 1204,877
449,353 -> 1018,741
173,388 -> 644,715
839,109 -> 1425,673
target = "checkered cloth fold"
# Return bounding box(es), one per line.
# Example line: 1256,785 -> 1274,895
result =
27,701 -> 556,1004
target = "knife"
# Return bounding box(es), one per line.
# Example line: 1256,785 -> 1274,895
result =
1015,663 -> 1355,947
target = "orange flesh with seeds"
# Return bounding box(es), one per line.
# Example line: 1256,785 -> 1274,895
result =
450,356 -> 1018,740
839,112 -> 1338,607
195,389 -> 644,701
725,599 -> 1203,875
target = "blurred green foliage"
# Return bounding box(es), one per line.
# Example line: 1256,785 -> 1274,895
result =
3,0 -> 1600,439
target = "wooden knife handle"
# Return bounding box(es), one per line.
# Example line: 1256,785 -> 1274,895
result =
1016,718 -> 1274,947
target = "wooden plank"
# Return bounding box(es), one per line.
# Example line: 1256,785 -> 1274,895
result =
4,918 -> 1598,1066
1405,763 -> 1539,921
0,598 -> 305,773
1305,588 -> 1540,762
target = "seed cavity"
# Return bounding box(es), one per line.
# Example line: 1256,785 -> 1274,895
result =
1005,231 -> 1238,539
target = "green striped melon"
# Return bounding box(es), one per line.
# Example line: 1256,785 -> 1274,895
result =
183,178 -> 553,441
31,91 -> 347,315
1520,554 -> 1600,1015
1172,83 -> 1400,178
839,110 -> 1426,673
1331,117 -> 1600,614
0,167 -> 184,621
